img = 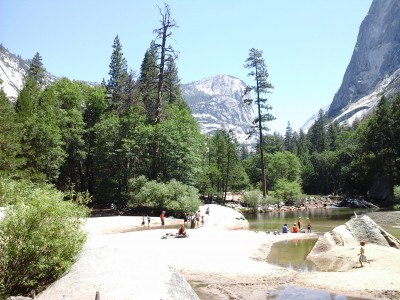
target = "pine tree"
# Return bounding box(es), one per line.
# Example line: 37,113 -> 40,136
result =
138,43 -> 159,123
284,121 -> 293,152
27,52 -> 46,86
244,48 -> 275,197
0,86 -> 24,174
15,52 -> 46,120
107,35 -> 129,114
308,109 -> 327,153
153,3 -> 178,124
163,56 -> 182,104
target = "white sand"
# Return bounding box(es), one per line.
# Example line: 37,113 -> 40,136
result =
36,213 -> 400,300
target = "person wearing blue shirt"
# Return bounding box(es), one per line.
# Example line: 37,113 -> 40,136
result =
282,223 -> 288,233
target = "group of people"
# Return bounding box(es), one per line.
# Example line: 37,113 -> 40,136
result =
281,216 -> 312,233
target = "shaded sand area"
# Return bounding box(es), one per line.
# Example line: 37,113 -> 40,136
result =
36,206 -> 400,300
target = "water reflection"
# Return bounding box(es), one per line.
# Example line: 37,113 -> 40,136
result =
267,238 -> 318,272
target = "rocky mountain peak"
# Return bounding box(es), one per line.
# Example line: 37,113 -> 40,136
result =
327,0 -> 400,120
181,74 -> 256,145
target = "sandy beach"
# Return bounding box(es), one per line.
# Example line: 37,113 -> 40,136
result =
35,209 -> 400,300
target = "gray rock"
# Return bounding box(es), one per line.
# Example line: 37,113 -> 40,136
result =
335,198 -> 378,209
328,0 -> 400,119
310,215 -> 400,255
307,215 -> 400,271
167,272 -> 200,300
369,174 -> 394,201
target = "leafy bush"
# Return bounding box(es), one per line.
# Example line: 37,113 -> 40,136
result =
128,178 -> 201,214
394,185 -> 400,202
274,179 -> 303,206
242,190 -> 262,211
0,178 -> 89,298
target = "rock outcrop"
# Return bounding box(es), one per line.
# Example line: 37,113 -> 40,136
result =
193,204 -> 249,230
326,0 -> 400,124
307,215 -> 400,271
335,198 -> 379,209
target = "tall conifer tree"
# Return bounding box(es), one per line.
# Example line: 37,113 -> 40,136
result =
107,35 -> 129,114
153,3 -> 178,124
139,42 -> 159,122
244,48 -> 274,197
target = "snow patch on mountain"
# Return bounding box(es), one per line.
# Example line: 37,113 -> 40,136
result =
182,74 -> 256,145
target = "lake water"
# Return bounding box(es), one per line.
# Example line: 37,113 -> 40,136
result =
245,208 -> 384,300
244,207 -> 400,239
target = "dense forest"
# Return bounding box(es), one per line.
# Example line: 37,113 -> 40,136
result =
1,5 -> 400,214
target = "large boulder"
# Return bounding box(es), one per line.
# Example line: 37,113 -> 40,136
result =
307,215 -> 400,271
369,174 -> 394,202
194,204 -> 249,230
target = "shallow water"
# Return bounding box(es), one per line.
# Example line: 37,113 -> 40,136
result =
267,238 -> 319,271
266,285 -> 373,300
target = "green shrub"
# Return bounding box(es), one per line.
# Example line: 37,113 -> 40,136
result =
242,190 -> 262,211
394,186 -> 400,202
128,179 -> 201,214
0,178 -> 89,298
274,179 -> 303,206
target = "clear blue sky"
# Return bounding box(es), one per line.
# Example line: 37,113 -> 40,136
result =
0,0 -> 372,134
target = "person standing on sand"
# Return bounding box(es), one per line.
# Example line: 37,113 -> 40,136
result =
195,210 -> 200,228
183,213 -> 188,226
358,241 -> 369,267
141,216 -> 145,229
307,217 -> 311,233
297,217 -> 301,230
291,223 -> 298,233
147,215 -> 151,228
160,211 -> 165,229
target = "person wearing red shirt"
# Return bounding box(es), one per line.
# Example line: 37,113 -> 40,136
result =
160,211 -> 165,229
178,225 -> 187,237
292,223 -> 298,233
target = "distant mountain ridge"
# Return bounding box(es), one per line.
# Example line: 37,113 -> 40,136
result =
0,47 -> 255,144
181,74 -> 256,145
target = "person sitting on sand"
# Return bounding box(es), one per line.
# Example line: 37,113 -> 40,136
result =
291,223 -> 298,233
177,225 -> 187,237
282,223 -> 288,233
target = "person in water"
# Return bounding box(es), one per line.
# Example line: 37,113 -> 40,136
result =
307,217 -> 311,233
